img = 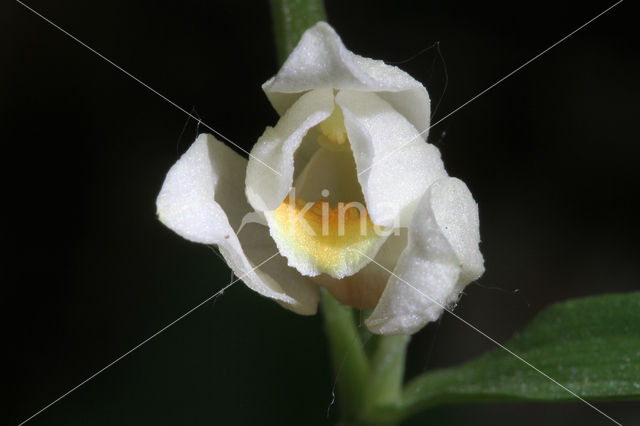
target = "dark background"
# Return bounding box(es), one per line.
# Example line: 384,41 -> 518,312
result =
4,0 -> 639,424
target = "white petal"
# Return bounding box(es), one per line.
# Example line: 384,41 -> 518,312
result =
157,134 -> 318,314
366,177 -> 484,334
234,220 -> 319,315
156,133 -> 246,243
245,88 -> 334,212
263,22 -> 430,132
337,90 -> 447,227
431,179 -> 485,284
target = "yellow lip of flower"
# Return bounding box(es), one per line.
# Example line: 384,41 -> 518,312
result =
268,195 -> 385,278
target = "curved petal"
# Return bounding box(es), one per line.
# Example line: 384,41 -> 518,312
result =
245,88 -> 334,212
156,134 -> 318,314
337,90 -> 447,227
235,221 -> 319,315
263,22 -> 430,132
156,133 -> 247,243
365,177 -> 484,334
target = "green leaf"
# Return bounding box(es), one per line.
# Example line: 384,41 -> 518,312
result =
270,0 -> 326,65
401,292 -> 640,417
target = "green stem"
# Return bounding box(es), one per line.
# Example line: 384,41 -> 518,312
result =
367,334 -> 409,407
270,0 -> 327,64
362,335 -> 409,425
321,290 -> 409,425
321,289 -> 369,421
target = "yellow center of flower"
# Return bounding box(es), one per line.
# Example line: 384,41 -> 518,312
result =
270,196 -> 382,277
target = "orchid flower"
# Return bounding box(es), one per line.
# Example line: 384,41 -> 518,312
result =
156,22 -> 484,335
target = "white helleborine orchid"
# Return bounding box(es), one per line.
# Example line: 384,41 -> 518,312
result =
156,22 -> 484,335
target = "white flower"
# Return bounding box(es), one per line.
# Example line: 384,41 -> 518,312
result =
156,22 -> 484,335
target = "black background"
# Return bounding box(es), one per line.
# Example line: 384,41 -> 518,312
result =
5,0 -> 639,425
